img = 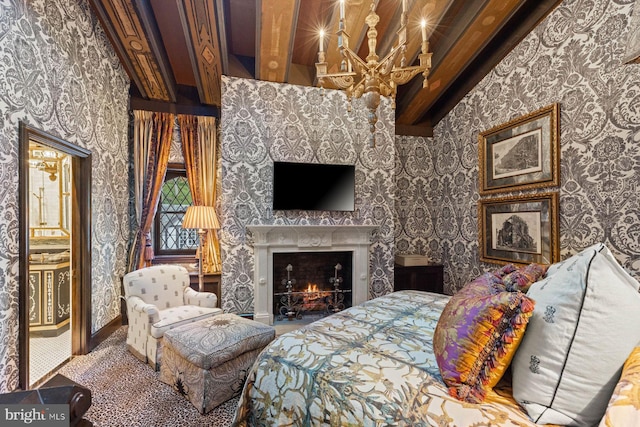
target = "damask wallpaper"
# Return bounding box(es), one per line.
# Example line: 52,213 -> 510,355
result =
0,0 -> 129,391
396,0 -> 640,293
219,76 -> 395,314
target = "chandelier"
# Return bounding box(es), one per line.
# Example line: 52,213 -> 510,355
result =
315,0 -> 432,147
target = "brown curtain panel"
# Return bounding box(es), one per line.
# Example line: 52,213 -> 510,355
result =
128,110 -> 174,272
179,114 -> 222,273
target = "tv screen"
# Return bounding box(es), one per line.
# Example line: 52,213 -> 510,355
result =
272,161 -> 355,211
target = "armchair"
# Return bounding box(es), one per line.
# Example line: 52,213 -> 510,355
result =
123,264 -> 222,370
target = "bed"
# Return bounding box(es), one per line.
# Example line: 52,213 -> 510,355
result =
232,290 -> 546,426
233,245 -> 640,426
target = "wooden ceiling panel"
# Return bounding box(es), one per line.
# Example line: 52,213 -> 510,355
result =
397,0 -> 523,126
150,0 -> 195,87
291,0 -> 334,68
90,0 -> 175,102
228,0 -> 256,58
257,0 -> 299,82
177,0 -> 224,106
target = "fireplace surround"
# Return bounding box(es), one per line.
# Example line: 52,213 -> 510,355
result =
247,225 -> 377,325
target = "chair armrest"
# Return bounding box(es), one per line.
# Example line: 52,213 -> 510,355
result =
184,287 -> 218,308
127,295 -> 160,324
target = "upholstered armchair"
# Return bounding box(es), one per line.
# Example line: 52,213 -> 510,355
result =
123,264 -> 222,370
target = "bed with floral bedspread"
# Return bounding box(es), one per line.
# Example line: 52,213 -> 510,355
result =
232,290 -> 542,426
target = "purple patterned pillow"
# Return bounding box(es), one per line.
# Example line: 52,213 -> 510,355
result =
433,273 -> 535,403
503,263 -> 549,292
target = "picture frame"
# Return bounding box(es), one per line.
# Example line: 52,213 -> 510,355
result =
623,0 -> 640,64
478,192 -> 559,266
479,103 -> 560,195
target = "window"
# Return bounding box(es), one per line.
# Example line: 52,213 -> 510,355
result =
153,168 -> 198,255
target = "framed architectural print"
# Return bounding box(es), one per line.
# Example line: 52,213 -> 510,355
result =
478,192 -> 559,266
623,0 -> 640,64
479,103 -> 560,195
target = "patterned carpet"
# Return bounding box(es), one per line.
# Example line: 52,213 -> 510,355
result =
57,326 -> 239,427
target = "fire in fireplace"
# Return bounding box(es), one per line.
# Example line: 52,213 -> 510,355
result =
272,251 -> 353,321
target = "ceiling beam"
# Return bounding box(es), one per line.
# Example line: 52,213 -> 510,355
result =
422,0 -> 563,127
89,0 -> 176,102
395,123 -> 433,138
256,0 -> 300,82
177,0 -> 224,106
397,0 -> 524,126
395,0 -> 488,116
397,0 -> 561,127
215,0 -> 230,75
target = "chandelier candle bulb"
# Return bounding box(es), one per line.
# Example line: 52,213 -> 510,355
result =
421,19 -> 427,42
319,30 -> 324,52
340,0 -> 345,20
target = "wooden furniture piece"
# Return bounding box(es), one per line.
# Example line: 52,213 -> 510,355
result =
0,374 -> 92,426
189,272 -> 221,307
29,262 -> 71,336
394,264 -> 444,294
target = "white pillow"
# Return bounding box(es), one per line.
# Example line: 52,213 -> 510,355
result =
511,243 -> 640,427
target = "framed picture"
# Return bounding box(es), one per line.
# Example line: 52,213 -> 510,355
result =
478,192 -> 559,266
479,103 -> 560,195
624,0 -> 640,64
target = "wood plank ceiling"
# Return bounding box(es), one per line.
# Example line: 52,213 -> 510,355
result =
89,0 -> 561,136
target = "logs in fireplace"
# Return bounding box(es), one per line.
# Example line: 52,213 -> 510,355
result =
273,251 -> 352,321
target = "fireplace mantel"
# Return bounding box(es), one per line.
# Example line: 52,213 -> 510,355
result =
247,225 -> 377,324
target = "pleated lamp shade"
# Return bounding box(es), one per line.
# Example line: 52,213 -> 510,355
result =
181,205 -> 220,230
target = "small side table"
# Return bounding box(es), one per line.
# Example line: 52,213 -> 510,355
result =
394,264 -> 444,294
189,272 -> 222,307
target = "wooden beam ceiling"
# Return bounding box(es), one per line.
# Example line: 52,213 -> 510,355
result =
257,0 -> 299,83
177,0 -> 224,106
90,0 -> 562,129
89,0 -> 176,102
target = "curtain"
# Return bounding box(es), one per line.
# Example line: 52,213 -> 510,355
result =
128,110 -> 174,272
179,114 -> 222,273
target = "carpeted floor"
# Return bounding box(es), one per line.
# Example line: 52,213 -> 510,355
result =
57,326 -> 239,427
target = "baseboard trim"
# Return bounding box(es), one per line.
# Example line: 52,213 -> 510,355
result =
89,315 -> 122,351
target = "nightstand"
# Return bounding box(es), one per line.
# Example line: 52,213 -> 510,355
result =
394,264 -> 444,294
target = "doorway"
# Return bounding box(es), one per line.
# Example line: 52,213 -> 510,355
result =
18,122 -> 92,389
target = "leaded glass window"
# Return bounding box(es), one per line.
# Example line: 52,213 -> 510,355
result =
154,172 -> 198,254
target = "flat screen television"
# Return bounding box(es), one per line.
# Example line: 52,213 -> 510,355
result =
272,161 -> 355,211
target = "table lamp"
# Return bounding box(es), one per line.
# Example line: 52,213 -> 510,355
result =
181,205 -> 220,291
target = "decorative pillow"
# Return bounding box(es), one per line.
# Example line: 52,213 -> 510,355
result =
495,263 -> 518,278
503,263 -> 549,293
433,272 -> 535,403
599,345 -> 640,427
511,243 -> 640,427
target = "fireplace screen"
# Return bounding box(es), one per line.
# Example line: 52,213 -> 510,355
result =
273,251 -> 353,321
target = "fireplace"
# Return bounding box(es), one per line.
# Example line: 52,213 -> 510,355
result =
272,251 -> 353,320
247,225 -> 377,325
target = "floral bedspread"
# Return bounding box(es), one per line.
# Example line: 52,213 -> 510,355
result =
232,290 -> 539,426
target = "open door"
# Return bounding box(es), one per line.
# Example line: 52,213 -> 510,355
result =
18,122 -> 92,389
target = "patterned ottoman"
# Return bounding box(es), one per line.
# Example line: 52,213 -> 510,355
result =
159,313 -> 275,414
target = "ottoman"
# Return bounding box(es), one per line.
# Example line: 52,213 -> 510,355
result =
159,313 -> 275,414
